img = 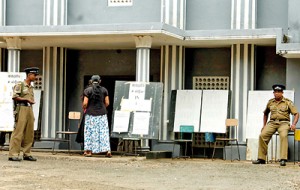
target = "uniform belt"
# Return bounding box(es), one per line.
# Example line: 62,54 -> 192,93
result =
270,119 -> 289,122
17,102 -> 31,107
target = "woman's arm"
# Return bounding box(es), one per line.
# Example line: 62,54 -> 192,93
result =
104,96 -> 109,107
82,96 -> 89,110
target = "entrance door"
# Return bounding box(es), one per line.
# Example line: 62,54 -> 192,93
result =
84,75 -> 135,151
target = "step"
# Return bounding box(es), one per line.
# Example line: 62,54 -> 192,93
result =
146,151 -> 172,159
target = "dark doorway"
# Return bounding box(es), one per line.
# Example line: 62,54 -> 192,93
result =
83,75 -> 135,151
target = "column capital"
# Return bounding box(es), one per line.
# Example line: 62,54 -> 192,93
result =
4,37 -> 22,50
134,35 -> 152,48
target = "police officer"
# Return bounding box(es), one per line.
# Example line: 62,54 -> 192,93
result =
8,67 -> 39,161
252,84 -> 299,166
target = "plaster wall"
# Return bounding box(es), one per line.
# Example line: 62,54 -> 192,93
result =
6,0 -> 43,26
287,58 -> 300,109
255,46 -> 286,90
186,0 -> 231,30
67,0 -> 161,25
66,49 -> 161,115
184,48 -> 231,89
288,0 -> 300,42
256,0 -> 288,30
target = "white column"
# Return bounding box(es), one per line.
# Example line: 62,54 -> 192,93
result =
42,47 -> 66,138
134,35 -> 152,82
134,35 -> 152,151
5,37 -> 22,72
231,44 -> 255,142
160,45 -> 184,140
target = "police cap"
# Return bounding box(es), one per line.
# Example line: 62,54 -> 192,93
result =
272,84 -> 285,91
24,67 -> 39,75
91,75 -> 101,82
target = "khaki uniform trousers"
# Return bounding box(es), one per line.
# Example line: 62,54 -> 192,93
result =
8,106 -> 34,158
258,121 -> 290,160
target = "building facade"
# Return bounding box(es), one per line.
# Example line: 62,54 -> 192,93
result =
0,0 -> 299,154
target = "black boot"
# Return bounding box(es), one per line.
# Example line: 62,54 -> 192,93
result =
280,159 -> 287,166
252,159 -> 266,164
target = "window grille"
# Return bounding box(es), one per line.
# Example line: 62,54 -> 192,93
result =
192,76 -> 229,148
34,75 -> 43,90
193,76 -> 229,90
108,0 -> 133,7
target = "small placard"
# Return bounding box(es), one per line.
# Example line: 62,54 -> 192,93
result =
112,110 -> 131,133
132,112 -> 150,135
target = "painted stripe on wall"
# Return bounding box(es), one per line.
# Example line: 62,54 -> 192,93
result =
251,0 -> 256,29
162,0 -> 185,29
0,0 -> 5,26
232,0 -> 256,29
179,0 -> 185,29
231,0 -> 235,29
172,0 -> 177,27
45,0 -> 51,25
236,0 -> 241,29
244,0 -> 249,29
61,0 -> 66,25
44,0 -> 66,26
165,0 -> 169,25
53,0 -> 58,25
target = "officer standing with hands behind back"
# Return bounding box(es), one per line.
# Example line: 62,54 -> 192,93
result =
252,84 -> 299,166
8,67 -> 39,162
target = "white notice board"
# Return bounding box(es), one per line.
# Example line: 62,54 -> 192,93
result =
0,72 -> 42,131
245,90 -> 294,139
0,72 -> 26,131
200,90 -> 229,133
120,98 -> 152,112
32,90 -> 42,131
112,110 -> 130,133
132,112 -> 150,135
173,90 -> 202,132
246,90 -> 294,160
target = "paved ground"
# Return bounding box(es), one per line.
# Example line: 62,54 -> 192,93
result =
0,150 -> 300,190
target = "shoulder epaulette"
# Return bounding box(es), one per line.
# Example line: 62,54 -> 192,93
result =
268,98 -> 275,103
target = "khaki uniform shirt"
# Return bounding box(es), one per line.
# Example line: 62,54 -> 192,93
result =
263,97 -> 298,121
12,81 -> 34,102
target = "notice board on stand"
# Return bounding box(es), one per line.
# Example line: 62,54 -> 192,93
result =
111,81 -> 163,139
171,90 -> 229,133
246,90 -> 294,160
246,90 -> 294,139
200,90 -> 229,133
173,90 -> 202,132
0,72 -> 43,132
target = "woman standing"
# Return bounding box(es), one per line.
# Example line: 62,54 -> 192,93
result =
82,75 -> 112,157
